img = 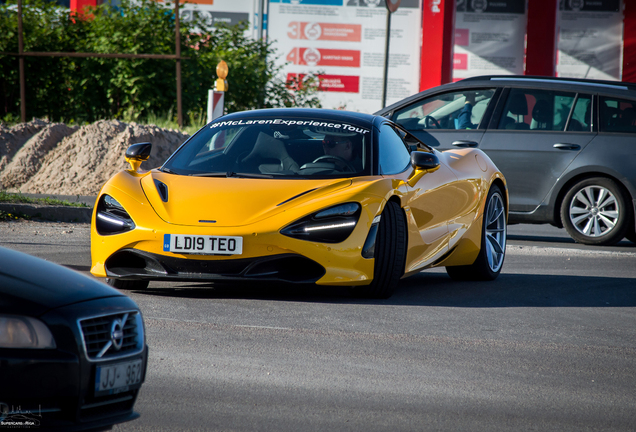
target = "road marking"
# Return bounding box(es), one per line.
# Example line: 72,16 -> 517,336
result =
234,325 -> 292,331
506,245 -> 636,257
146,316 -> 292,331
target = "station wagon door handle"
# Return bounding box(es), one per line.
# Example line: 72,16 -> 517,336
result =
452,140 -> 479,148
553,143 -> 581,151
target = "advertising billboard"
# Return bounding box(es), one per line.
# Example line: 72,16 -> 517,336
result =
452,0 -> 527,81
268,0 -> 422,113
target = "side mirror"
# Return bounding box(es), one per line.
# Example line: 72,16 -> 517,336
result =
125,142 -> 152,172
410,151 -> 439,170
406,152 -> 440,187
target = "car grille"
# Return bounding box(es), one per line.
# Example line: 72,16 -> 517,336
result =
78,311 -> 144,361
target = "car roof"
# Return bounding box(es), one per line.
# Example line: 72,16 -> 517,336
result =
218,108 -> 377,125
460,75 -> 636,92
377,75 -> 636,116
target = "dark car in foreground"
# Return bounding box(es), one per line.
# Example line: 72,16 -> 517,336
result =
0,246 -> 147,431
376,75 -> 636,246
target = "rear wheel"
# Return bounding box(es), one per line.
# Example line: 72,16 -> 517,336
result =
352,201 -> 407,299
106,278 -> 149,290
446,184 -> 506,281
560,177 -> 630,246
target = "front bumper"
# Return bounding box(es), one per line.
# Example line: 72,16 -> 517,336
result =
91,184 -> 383,286
105,249 -> 326,283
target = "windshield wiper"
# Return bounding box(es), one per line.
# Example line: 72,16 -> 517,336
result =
189,172 -> 228,177
160,167 -> 177,174
227,171 -> 274,179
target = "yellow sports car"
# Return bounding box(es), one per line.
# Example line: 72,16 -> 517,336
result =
91,108 -> 508,298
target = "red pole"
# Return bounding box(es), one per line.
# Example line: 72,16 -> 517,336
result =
525,0 -> 558,76
419,0 -> 456,91
623,0 -> 636,82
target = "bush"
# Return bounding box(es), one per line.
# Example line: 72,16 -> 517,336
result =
0,0 -> 320,125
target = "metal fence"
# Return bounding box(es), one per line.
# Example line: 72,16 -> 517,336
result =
1,0 -> 188,126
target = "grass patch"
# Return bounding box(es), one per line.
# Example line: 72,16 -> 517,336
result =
0,191 -> 89,208
0,210 -> 31,221
144,109 -> 204,136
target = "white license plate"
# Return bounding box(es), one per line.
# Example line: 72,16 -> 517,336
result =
95,359 -> 143,395
163,234 -> 243,255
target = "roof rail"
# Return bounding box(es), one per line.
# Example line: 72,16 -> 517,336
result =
459,75 -> 636,91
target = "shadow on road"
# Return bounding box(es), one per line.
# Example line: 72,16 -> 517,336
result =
507,233 -> 635,248
131,272 -> 636,308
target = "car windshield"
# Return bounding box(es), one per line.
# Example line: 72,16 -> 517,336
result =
162,116 -> 372,179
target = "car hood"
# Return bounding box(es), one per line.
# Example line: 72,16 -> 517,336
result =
141,171 -> 352,227
0,247 -> 123,317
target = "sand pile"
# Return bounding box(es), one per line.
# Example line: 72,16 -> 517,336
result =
0,119 -> 189,196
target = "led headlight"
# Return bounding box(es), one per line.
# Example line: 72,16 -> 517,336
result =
95,194 -> 136,235
0,315 -> 56,349
281,203 -> 361,243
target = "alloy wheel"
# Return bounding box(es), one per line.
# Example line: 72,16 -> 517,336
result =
485,192 -> 506,273
569,185 -> 619,238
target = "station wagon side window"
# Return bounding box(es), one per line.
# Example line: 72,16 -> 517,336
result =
378,124 -> 411,175
497,89 -> 579,131
567,95 -> 592,131
392,89 -> 496,131
600,96 -> 636,133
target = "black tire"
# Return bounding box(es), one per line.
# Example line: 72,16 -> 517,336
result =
106,278 -> 149,290
626,229 -> 636,244
560,177 -> 631,246
446,184 -> 506,281
352,200 -> 407,299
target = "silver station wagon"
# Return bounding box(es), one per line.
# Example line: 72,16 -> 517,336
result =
377,75 -> 636,246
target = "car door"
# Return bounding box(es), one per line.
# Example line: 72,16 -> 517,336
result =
378,123 -> 470,272
390,87 -> 501,150
479,88 -> 596,212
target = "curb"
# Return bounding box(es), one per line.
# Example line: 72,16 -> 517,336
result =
0,195 -> 96,223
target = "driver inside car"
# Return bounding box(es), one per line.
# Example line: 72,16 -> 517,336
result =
322,134 -> 363,172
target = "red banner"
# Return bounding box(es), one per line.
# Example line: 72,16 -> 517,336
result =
287,22 -> 362,42
286,48 -> 360,67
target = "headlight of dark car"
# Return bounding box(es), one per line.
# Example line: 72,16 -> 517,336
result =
96,195 -> 136,235
281,203 -> 361,243
0,315 -> 56,349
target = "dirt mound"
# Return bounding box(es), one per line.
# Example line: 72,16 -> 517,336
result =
0,123 -> 78,189
0,119 -> 51,172
1,119 -> 189,196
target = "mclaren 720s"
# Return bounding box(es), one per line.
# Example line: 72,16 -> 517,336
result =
91,108 -> 508,298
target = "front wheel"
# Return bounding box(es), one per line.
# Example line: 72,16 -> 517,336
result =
560,177 -> 631,246
351,201 -> 407,299
106,278 -> 149,290
446,184 -> 507,281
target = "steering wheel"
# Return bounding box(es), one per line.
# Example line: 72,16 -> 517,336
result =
311,155 -> 355,172
424,115 -> 442,129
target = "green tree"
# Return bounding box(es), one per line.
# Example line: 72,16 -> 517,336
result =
0,0 -> 320,125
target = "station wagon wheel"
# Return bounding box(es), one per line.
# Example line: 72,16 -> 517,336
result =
446,184 -> 506,281
351,201 -> 407,299
560,177 -> 631,246
106,278 -> 149,290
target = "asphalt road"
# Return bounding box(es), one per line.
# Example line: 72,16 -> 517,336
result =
1,221 -> 635,431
